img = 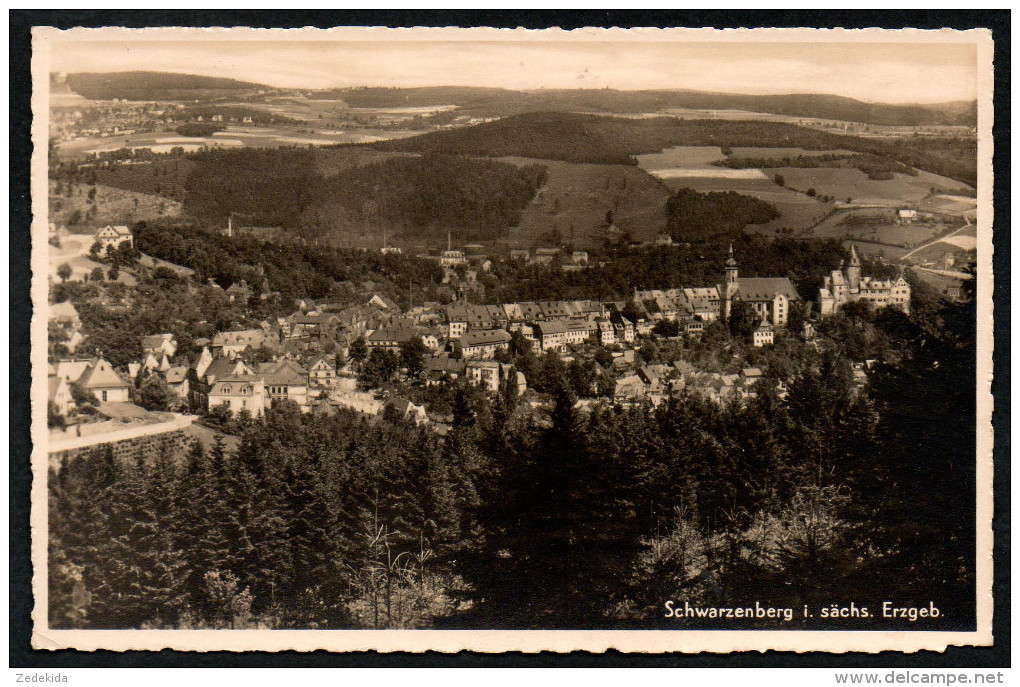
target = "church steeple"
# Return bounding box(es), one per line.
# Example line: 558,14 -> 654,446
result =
723,245 -> 739,322
725,244 -> 738,285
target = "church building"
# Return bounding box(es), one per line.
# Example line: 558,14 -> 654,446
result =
720,246 -> 801,328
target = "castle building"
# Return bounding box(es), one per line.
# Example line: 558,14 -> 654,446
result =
818,245 -> 911,316
720,246 -> 800,327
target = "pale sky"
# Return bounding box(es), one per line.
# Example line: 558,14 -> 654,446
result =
48,38 -> 978,104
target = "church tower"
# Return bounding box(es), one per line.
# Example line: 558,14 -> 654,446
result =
723,245 -> 739,321
725,244 -> 739,286
847,244 -> 861,294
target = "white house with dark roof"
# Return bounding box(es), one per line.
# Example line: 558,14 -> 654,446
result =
95,225 -> 133,251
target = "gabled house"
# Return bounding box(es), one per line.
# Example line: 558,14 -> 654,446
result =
193,346 -> 214,379
141,333 -> 177,358
308,357 -> 337,389
192,356 -> 256,410
48,375 -> 75,416
208,375 -> 266,418
459,329 -> 512,360
212,329 -> 267,359
533,320 -> 568,352
257,359 -> 309,410
384,397 -> 428,424
366,293 -> 399,312
95,225 -> 133,251
77,356 -> 130,403
164,365 -> 190,404
596,320 -> 616,346
50,358 -> 92,383
226,280 -> 254,305
614,374 -> 647,405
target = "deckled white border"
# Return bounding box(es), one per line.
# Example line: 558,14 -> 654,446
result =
28,25 -> 995,654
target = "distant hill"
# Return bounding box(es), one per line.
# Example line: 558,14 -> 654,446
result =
65,71 -> 270,101
368,112 -> 858,164
371,112 -> 976,185
318,86 -> 977,126
63,73 -> 975,126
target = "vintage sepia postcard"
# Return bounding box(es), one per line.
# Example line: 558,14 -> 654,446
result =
29,25 -> 995,654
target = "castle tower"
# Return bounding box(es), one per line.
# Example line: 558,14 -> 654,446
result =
847,244 -> 861,294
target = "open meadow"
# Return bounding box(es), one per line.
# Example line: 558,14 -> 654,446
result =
499,156 -> 669,249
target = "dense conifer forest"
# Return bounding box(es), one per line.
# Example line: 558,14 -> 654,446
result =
180,149 -> 547,242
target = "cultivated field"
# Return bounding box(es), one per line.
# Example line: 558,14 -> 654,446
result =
499,157 -> 670,249
762,167 -> 970,205
917,194 -> 978,214
726,147 -> 858,158
844,240 -> 911,261
57,125 -> 421,160
901,224 -> 978,266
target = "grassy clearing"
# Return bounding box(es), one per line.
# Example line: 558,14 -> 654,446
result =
498,157 -> 670,249
635,146 -> 725,171
49,180 -> 183,227
48,233 -> 138,285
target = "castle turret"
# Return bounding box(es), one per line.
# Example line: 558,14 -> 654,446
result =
847,244 -> 861,293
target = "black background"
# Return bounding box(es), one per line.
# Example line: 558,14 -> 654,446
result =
9,9 -> 1010,669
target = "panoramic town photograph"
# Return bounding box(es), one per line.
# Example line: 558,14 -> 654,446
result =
38,29 -> 982,638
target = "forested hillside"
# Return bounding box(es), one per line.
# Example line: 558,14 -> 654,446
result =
179,149 -> 547,243
371,112 -> 977,185
134,222 -> 444,304
66,71 -> 268,101
665,188 -> 781,241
